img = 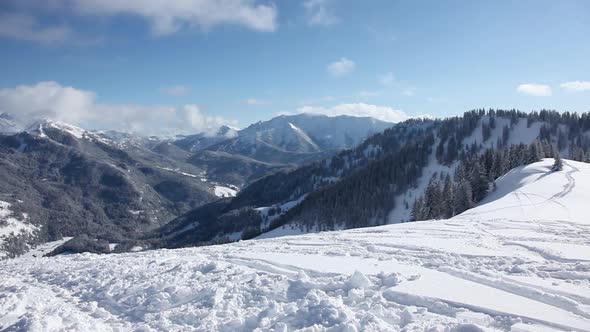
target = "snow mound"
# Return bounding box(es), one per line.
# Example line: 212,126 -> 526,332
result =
460,158 -> 590,224
1,160 -> 590,331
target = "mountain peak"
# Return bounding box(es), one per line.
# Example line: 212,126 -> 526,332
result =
25,119 -> 88,139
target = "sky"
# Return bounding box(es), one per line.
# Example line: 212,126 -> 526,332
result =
0,0 -> 589,135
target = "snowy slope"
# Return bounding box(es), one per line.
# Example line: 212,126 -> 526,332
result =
1,159 -> 590,331
461,158 -> 588,224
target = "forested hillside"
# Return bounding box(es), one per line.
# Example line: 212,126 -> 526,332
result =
153,109 -> 590,249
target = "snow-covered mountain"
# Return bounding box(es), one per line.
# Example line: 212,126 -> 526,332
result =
183,114 -> 394,187
205,113 -> 393,160
172,125 -> 239,152
0,112 -> 395,257
1,159 -> 589,331
0,119 -> 239,258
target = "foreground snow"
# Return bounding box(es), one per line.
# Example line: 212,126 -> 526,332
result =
1,159 -> 590,331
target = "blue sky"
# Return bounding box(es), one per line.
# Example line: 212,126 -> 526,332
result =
0,0 -> 589,135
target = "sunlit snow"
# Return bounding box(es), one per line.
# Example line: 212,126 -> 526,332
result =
1,159 -> 589,331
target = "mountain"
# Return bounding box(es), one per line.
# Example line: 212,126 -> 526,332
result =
2,159 -> 589,331
151,110 -> 590,248
0,119 -> 238,258
0,113 -> 394,257
172,125 -> 239,152
185,114 -> 394,187
204,113 -> 393,160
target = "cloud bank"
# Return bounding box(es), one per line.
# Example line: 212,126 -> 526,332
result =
298,103 -> 409,123
0,81 -> 235,136
2,0 -> 278,43
65,0 -> 278,35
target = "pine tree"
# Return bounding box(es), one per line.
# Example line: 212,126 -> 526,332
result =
470,162 -> 489,203
453,179 -> 473,215
552,153 -> 563,172
453,166 -> 474,215
423,177 -> 442,219
441,174 -> 454,218
527,140 -> 543,164
411,197 -> 424,221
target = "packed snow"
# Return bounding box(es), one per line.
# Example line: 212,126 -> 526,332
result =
1,159 -> 590,331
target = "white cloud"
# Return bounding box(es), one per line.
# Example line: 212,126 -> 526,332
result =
327,58 -> 355,77
516,83 -> 552,97
160,85 -> 191,97
244,98 -> 269,105
298,103 -> 408,123
66,0 -> 278,35
303,0 -> 337,26
379,72 -> 395,85
0,13 -> 72,44
560,81 -> 590,93
0,81 -> 236,136
4,0 -> 278,39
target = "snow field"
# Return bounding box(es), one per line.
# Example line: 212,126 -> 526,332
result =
1,159 -> 590,331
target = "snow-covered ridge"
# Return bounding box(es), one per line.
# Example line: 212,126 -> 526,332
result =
26,119 -> 88,139
1,159 -> 589,331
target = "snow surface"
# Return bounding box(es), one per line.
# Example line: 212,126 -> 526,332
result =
1,159 -> 590,331
19,237 -> 73,259
214,185 -> 238,198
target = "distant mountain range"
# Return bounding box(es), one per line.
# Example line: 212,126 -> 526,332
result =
0,112 -> 394,257
183,114 -> 392,186
6,110 -> 590,258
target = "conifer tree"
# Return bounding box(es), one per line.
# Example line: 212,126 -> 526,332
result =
441,174 -> 454,218
411,197 -> 424,221
470,162 -> 489,203
552,153 -> 563,172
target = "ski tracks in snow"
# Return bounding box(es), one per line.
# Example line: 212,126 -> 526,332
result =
1,218 -> 590,331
